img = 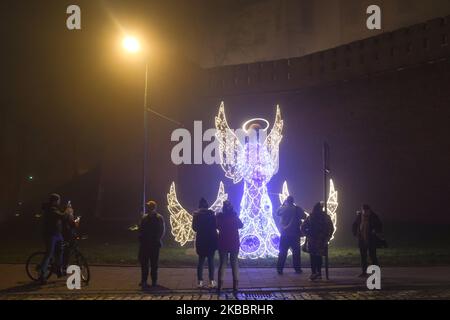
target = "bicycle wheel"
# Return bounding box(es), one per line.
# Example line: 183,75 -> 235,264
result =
71,251 -> 90,283
25,252 -> 53,281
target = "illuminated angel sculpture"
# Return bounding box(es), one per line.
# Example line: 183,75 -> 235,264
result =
167,101 -> 339,259
167,181 -> 228,246
215,102 -> 284,258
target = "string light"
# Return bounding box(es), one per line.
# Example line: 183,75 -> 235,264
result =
279,181 -> 290,206
215,102 -> 245,184
167,181 -> 228,246
209,181 -> 229,213
327,179 -> 338,241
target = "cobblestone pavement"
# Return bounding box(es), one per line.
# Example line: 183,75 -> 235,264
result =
1,264 -> 450,300
1,288 -> 450,300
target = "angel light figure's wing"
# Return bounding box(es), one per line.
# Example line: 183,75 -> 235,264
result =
279,181 -> 290,205
279,179 -> 338,242
167,182 -> 195,246
209,181 -> 228,213
264,105 -> 284,176
327,179 -> 339,241
167,182 -> 229,245
215,102 -> 245,184
278,181 -> 309,216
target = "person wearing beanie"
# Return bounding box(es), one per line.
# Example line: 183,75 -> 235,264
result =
192,198 -> 218,289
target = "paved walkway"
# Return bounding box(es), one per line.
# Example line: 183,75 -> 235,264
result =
1,265 -> 449,299
3,289 -> 450,300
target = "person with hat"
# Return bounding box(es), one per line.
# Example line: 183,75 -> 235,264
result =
192,198 -> 218,289
138,200 -> 165,289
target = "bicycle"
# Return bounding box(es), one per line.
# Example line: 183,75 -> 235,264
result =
25,235 -> 90,284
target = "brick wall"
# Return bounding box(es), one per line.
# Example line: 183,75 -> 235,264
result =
205,16 -> 450,96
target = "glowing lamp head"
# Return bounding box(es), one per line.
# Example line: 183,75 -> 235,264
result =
122,36 -> 140,53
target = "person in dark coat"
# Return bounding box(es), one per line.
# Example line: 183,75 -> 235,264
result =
301,202 -> 334,281
352,204 -> 383,277
276,195 -> 307,274
216,200 -> 243,293
40,193 -> 72,284
192,198 -> 218,289
138,200 -> 165,289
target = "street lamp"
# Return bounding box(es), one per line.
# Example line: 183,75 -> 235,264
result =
122,35 -> 149,215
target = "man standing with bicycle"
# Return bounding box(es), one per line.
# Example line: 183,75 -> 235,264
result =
39,193 -> 72,284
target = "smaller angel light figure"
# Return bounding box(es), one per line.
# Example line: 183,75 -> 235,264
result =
167,181 -> 228,246
279,179 -> 339,245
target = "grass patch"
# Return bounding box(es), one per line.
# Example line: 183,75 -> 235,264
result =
1,219 -> 449,267
1,239 -> 449,267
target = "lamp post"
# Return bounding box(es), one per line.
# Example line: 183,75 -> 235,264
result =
122,36 -> 149,215
323,141 -> 330,280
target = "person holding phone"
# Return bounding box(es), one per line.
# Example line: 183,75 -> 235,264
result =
39,193 -> 73,284
61,200 -> 80,273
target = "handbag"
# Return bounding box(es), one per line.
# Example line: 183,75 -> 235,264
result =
297,207 -> 307,237
302,239 -> 309,253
